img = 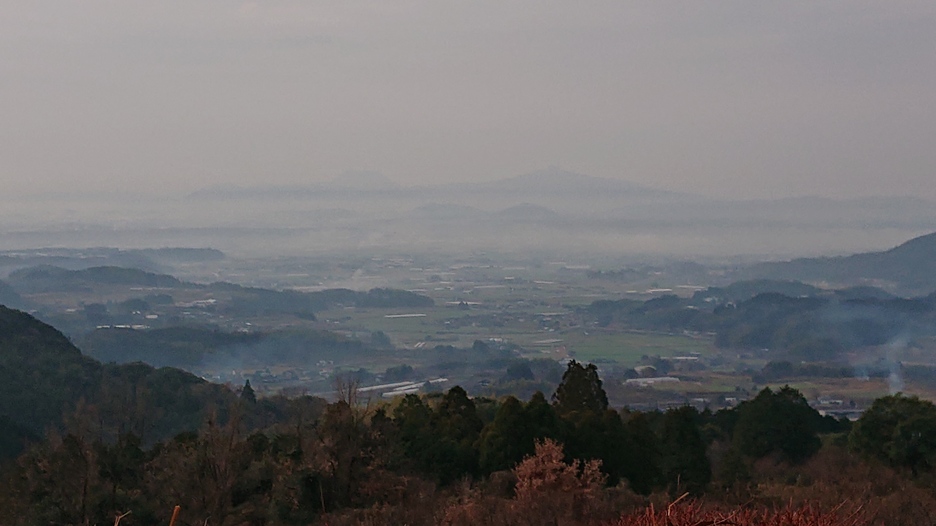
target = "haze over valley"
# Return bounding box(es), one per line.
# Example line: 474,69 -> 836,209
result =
3,2 -> 936,524
3,168 -> 934,260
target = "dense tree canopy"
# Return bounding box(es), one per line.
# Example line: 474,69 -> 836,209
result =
850,394 -> 936,475
732,386 -> 822,464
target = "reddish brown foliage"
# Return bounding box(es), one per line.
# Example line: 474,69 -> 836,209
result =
742,447 -> 936,526
439,438 -> 617,526
612,499 -> 867,526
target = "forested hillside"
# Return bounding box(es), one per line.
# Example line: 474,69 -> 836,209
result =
0,306 -> 249,457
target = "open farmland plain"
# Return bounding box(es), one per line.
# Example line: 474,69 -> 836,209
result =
4,248 -> 930,411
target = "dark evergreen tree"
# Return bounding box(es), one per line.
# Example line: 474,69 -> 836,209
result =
436,386 -> 483,441
658,406 -> 711,495
552,360 -> 608,415
524,391 -> 561,442
240,379 -> 257,404
478,396 -> 529,474
620,410 -> 661,494
733,386 -> 821,464
432,386 -> 483,482
559,406 -> 641,488
391,394 -> 435,474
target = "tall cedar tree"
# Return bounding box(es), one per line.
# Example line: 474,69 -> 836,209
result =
552,361 -> 608,415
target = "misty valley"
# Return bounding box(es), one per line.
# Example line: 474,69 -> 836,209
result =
3,228 -> 936,523
5,230 -> 936,408
7,2 -> 936,522
4,174 -> 936,525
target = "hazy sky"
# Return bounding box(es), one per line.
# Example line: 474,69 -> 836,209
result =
3,1 -> 935,200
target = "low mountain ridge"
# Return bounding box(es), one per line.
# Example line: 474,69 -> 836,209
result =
743,232 -> 936,295
0,305 -> 236,457
0,305 -> 101,441
188,167 -> 683,202
8,265 -> 188,293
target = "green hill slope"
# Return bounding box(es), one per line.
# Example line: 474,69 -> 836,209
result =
744,232 -> 936,294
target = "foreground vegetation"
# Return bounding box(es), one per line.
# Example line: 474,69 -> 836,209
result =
3,378 -> 935,525
5,306 -> 936,525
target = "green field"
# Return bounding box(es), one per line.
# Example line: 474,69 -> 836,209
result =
558,331 -> 714,365
317,303 -> 716,370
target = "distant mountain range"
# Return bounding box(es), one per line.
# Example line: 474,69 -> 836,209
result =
742,231 -> 936,295
442,168 -> 687,200
188,167 -> 685,202
7,168 -> 936,259
187,168 -> 936,229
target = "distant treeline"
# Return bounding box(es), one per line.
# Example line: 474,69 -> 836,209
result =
585,280 -> 936,361
753,360 -> 888,383
7,265 -> 187,293
3,264 -> 434,338
79,325 -> 370,368
5,265 -> 433,312
208,282 -> 434,318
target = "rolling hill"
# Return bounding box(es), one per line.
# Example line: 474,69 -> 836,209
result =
743,232 -> 936,295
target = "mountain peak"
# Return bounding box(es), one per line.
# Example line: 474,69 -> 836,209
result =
886,231 -> 936,257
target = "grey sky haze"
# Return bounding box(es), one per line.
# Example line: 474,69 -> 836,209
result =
3,1 -> 935,200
